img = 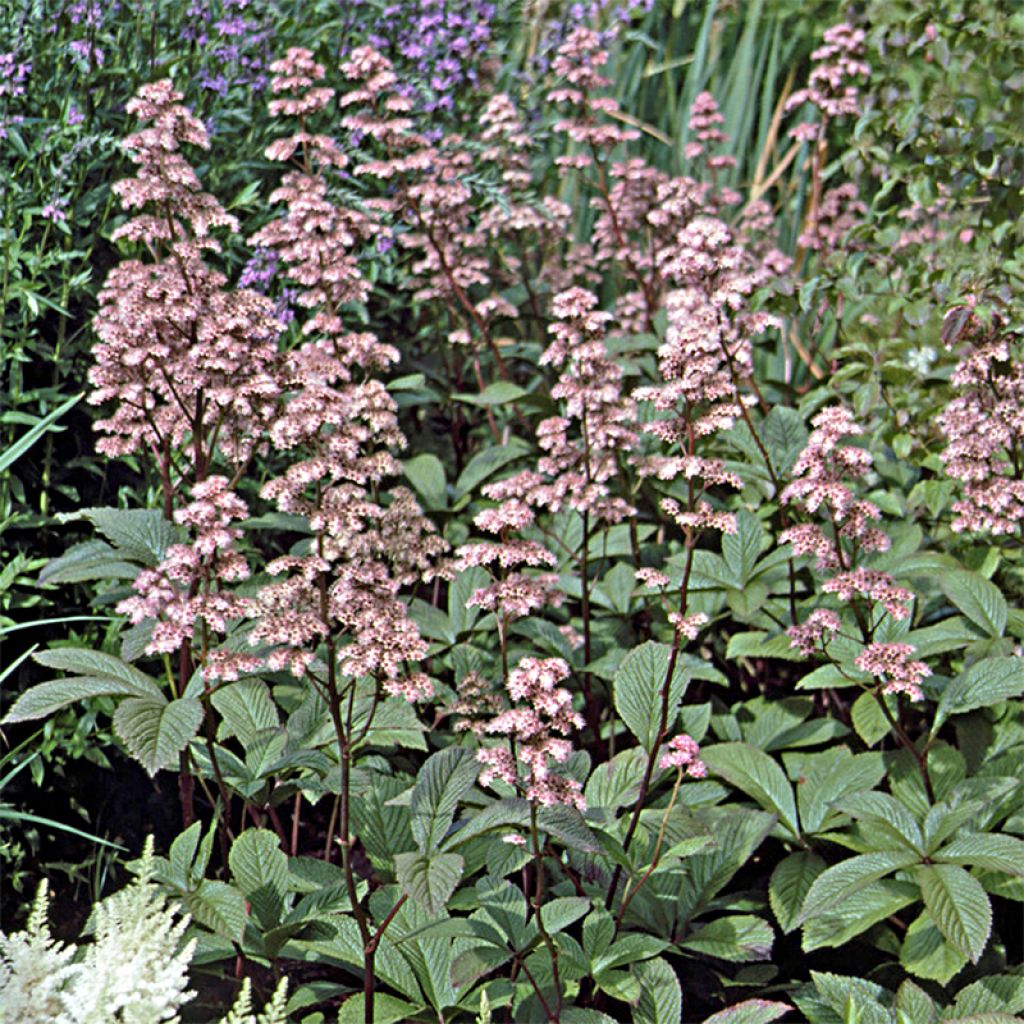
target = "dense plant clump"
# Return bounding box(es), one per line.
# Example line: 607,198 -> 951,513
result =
2,2 -> 1023,1022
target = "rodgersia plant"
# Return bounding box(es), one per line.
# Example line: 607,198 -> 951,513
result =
5,8 -> 1024,1024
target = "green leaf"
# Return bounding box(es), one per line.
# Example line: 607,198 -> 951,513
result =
453,440 -> 529,498
184,879 -> 248,941
770,851 -> 825,933
916,864 -> 991,962
700,999 -> 791,1024
951,974 -> 1024,1017
892,980 -> 938,1024
797,851 -> 921,926
727,631 -> 804,662
113,696 -> 203,776
57,507 -> 180,566
940,570 -> 1007,638
4,676 -> 154,723
810,973 -> 891,1024
0,393 -> 80,475
338,993 -> 423,1024
632,957 -> 682,1024
935,657 -> 1024,730
537,896 -> 591,937
850,691 -> 896,747
701,742 -> 799,839
613,641 -> 690,751
410,748 -> 479,853
403,453 -> 447,510
935,833 -> 1024,875
802,879 -> 919,952
680,915 -> 773,962
442,797 -> 531,850
229,829 -> 288,928
721,510 -> 769,587
394,851 -> 464,915
39,539 -> 140,584
449,569 -> 488,635
453,381 -> 527,406
211,680 -> 279,747
796,749 -> 886,836
900,910 -> 969,984
537,804 -> 601,853
834,792 -> 924,853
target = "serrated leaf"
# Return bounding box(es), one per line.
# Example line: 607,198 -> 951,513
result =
935,657 -> 1024,730
810,972 -> 891,1024
4,676 -> 151,723
797,850 -> 921,926
726,631 -> 804,662
901,910 -> 969,984
39,539 -> 139,584
613,641 -> 690,751
442,797 -> 531,850
113,695 -> 203,776
701,742 -> 799,838
951,974 -> 1024,1017
632,956 -> 682,1024
700,999 -> 792,1024
410,748 -> 479,853
802,879 -> 919,952
917,864 -> 991,962
721,511 -> 769,587
834,792 -> 924,853
184,879 -> 248,941
935,833 -> 1024,876
453,381 -> 527,407
940,571 -> 1007,638
850,691 -> 896,747
449,567 -> 488,635
211,679 -> 279,747
770,851 -> 825,933
796,749 -> 886,836
537,804 -> 601,853
537,896 -> 591,937
58,507 -> 180,566
229,829 -> 288,928
680,915 -> 773,962
338,993 -> 423,1024
893,980 -> 937,1024
395,851 -> 464,915
759,405 -> 809,478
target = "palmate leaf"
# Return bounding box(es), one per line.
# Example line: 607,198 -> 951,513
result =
5,648 -> 164,724
916,863 -> 992,962
113,695 -> 203,776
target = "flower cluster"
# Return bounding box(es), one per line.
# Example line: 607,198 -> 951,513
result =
477,657 -> 586,810
939,302 -> 1024,535
89,80 -> 282,471
854,643 -> 929,701
659,733 -> 707,776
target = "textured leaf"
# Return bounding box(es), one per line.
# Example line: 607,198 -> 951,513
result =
442,797 -> 531,850
721,510 -> 769,587
900,910 -> 969,984
229,829 -> 288,928
632,956 -> 682,1024
935,833 -> 1024,875
338,993 -> 422,1024
454,381 -> 527,406
537,896 -> 591,937
185,879 -> 247,941
395,851 -> 464,915
797,850 -> 920,926
802,879 -> 918,952
680,915 -> 773,962
810,972 -> 891,1024
759,405 -> 809,478
850,690 -> 896,747
796,748 -> 886,836
410,748 -> 479,852
701,999 -> 791,1024
917,863 -> 992,962
613,641 -> 690,751
537,804 -> 601,853
940,570 -> 1007,638
211,679 -> 279,747
892,980 -> 938,1024
770,851 -> 825,933
834,791 -> 924,853
57,506 -> 180,566
449,568 -> 489,635
113,695 -> 203,776
702,742 -> 799,838
935,657 -> 1024,729
4,676 -> 152,723
39,539 -> 139,584
726,631 -> 804,662
951,974 -> 1024,1017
